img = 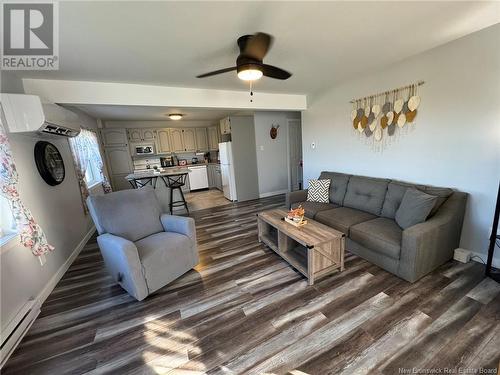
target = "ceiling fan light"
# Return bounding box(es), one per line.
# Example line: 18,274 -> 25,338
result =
237,68 -> 263,81
168,114 -> 183,120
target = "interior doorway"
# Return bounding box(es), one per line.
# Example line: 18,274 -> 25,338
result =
287,119 -> 303,191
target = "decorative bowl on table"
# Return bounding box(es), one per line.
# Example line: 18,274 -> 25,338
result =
285,205 -> 307,226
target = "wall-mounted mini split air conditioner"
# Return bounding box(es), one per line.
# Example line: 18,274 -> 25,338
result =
0,94 -> 81,137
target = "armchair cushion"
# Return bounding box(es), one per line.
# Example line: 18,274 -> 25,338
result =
87,187 -> 164,242
135,232 -> 198,294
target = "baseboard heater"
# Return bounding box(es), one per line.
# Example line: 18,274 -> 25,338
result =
0,299 -> 40,368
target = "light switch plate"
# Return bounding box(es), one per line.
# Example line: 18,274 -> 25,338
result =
454,248 -> 471,263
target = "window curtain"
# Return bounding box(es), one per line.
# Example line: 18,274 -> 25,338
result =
69,128 -> 112,214
0,117 -> 54,256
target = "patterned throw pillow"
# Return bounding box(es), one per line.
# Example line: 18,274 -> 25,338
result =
307,179 -> 331,203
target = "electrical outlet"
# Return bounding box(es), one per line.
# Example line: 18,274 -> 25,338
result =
454,248 -> 471,263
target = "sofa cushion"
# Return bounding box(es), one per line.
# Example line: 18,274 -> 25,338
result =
307,179 -> 330,203
343,176 -> 390,215
350,218 -> 402,260
424,186 -> 453,216
319,171 -> 351,205
395,188 -> 438,229
87,187 -> 164,242
291,201 -> 339,219
315,207 -> 376,235
381,181 -> 425,219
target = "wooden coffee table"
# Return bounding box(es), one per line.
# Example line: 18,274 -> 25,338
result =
257,208 -> 345,285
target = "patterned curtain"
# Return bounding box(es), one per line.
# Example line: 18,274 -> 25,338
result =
0,116 -> 54,256
69,128 -> 112,214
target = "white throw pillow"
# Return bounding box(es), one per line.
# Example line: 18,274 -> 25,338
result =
307,179 -> 330,203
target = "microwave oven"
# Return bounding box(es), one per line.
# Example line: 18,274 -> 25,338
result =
133,143 -> 155,156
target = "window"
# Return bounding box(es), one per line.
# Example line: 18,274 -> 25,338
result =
0,195 -> 17,245
70,128 -> 105,189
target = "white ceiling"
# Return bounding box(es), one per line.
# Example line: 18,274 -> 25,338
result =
13,1 -> 499,96
71,104 -> 243,121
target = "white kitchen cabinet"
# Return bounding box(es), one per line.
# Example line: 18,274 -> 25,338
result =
101,129 -> 128,147
127,128 -> 156,142
208,126 -> 219,150
219,117 -> 231,134
183,129 -> 197,152
195,128 -> 208,151
156,129 -> 172,154
170,128 -> 184,152
104,147 -> 133,175
111,173 -> 132,191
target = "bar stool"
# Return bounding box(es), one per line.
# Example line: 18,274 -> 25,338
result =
161,173 -> 189,215
128,176 -> 158,189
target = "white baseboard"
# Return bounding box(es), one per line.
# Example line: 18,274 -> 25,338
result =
36,225 -> 96,305
259,189 -> 288,198
470,250 -> 500,269
0,225 -> 95,369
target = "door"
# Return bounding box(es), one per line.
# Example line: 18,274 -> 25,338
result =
183,129 -> 196,152
142,129 -> 156,141
127,129 -> 142,142
101,129 -> 128,146
195,128 -> 208,151
170,129 -> 184,152
208,126 -> 219,150
105,147 -> 133,175
288,119 -> 303,191
156,129 -> 171,154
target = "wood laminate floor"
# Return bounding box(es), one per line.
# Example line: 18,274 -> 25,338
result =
4,195 -> 500,374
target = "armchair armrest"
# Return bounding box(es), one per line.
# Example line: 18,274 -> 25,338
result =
398,192 -> 467,282
97,233 -> 149,301
161,214 -> 196,244
286,189 -> 308,208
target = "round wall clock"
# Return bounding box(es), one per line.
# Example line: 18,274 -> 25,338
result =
34,141 -> 65,186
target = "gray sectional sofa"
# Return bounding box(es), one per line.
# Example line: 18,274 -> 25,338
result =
286,172 -> 467,282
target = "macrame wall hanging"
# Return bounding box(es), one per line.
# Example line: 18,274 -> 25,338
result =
350,81 -> 424,152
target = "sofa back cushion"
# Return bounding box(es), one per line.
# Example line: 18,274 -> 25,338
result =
319,171 -> 351,205
381,181 -> 453,219
343,176 -> 390,215
395,188 -> 438,229
87,187 -> 164,242
381,181 -> 426,219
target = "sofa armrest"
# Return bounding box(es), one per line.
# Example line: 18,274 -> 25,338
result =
161,214 -> 196,244
97,233 -> 149,301
286,189 -> 308,208
398,191 -> 467,282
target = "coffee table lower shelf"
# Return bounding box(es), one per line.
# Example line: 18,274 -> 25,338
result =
257,210 -> 345,285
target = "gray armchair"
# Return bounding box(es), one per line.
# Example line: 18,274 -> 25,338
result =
87,187 -> 198,301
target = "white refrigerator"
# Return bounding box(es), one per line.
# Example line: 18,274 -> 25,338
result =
219,142 -> 237,201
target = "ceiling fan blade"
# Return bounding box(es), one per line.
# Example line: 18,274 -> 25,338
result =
262,64 -> 292,80
196,67 -> 237,78
243,32 -> 273,61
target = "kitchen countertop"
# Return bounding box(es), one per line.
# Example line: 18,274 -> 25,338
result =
126,167 -> 190,180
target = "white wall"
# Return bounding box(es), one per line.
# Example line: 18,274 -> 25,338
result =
1,74 -> 99,332
302,24 -> 500,260
254,111 -> 301,197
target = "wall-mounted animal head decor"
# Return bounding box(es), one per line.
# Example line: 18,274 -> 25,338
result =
270,123 -> 280,139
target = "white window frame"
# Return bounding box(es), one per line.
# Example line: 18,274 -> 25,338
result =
84,157 -> 102,189
0,195 -> 19,248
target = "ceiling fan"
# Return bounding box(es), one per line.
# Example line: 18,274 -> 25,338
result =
196,32 -> 292,82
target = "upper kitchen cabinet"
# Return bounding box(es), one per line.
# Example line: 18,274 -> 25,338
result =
127,128 -> 156,142
195,128 -> 208,151
170,128 -> 184,152
183,129 -> 197,152
104,147 -> 133,175
156,129 -> 172,154
101,129 -> 128,146
208,126 -> 219,150
220,117 -> 231,134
